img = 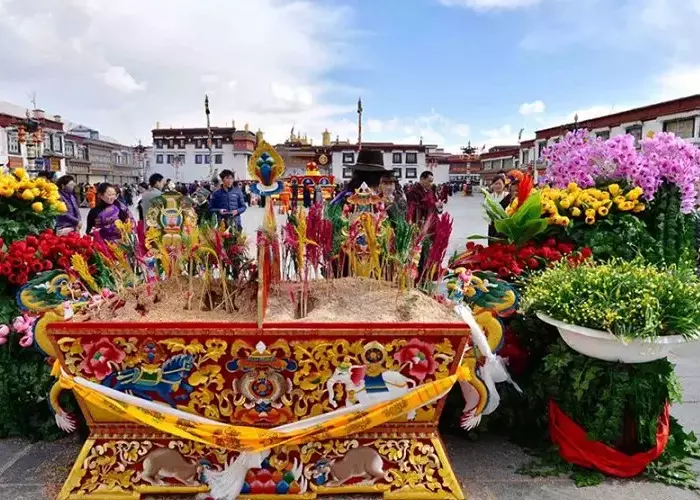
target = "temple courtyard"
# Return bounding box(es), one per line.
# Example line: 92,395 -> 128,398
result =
1,194 -> 699,499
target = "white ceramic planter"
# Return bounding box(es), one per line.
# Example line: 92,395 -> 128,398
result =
536,313 -> 695,364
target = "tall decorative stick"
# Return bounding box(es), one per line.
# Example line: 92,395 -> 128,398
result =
357,97 -> 363,150
205,94 -> 214,180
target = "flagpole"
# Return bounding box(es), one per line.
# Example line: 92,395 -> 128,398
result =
357,97 -> 363,150
205,94 -> 213,180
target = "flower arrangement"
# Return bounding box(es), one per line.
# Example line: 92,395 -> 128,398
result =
451,240 -> 591,279
539,183 -> 645,226
523,259 -> 700,339
542,130 -> 700,214
0,231 -> 94,286
0,168 -> 68,243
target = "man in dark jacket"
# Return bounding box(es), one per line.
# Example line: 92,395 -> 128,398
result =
209,170 -> 247,230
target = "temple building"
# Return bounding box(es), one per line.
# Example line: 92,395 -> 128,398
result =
150,121 -> 257,182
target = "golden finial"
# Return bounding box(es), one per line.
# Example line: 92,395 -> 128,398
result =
244,123 -> 249,132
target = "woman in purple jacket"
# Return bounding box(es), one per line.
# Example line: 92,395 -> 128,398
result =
86,183 -> 133,241
55,175 -> 82,235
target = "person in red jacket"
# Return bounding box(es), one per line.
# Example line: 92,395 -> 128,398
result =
406,171 -> 443,232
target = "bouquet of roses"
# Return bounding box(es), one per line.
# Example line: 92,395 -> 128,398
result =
451,239 -> 591,279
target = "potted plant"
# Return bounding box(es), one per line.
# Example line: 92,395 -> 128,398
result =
523,259 -> 700,363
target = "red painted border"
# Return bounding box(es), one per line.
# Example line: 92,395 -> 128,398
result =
49,321 -> 469,331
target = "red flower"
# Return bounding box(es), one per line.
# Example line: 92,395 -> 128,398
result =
79,338 -> 126,381
557,242 -> 575,254
393,338 -> 438,382
527,258 -> 539,269
545,238 -> 557,247
581,247 -> 592,259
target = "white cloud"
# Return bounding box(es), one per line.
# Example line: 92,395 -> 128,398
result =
0,0 -> 355,144
655,65 -> 700,101
438,0 -> 543,9
519,100 -> 545,115
100,66 -> 145,93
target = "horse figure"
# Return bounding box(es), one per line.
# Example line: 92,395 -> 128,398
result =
102,354 -> 195,407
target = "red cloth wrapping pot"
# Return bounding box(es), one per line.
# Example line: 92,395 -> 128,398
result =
548,399 -> 670,477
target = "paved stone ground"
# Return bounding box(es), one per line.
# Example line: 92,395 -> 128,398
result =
2,194 -> 700,499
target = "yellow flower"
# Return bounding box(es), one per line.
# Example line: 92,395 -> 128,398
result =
560,198 -> 571,209
31,201 -> 43,213
585,216 -> 596,225
20,189 -> 34,201
633,203 -> 645,213
556,216 -> 570,226
585,208 -> 596,218
627,187 -> 643,201
571,207 -> 582,217
597,206 -> 609,216
614,196 -> 625,205
608,184 -> 621,196
567,182 -> 579,192
621,201 -> 635,211
55,201 -> 67,213
13,168 -> 27,180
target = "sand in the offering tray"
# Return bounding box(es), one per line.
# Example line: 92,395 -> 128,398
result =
76,277 -> 460,324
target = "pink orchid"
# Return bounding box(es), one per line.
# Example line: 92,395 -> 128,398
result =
12,314 -> 35,335
0,325 -> 10,346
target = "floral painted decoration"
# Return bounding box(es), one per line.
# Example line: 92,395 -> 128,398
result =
79,338 -> 126,381
393,338 -> 438,382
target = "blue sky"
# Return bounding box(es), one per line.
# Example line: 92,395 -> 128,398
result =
0,0 -> 698,151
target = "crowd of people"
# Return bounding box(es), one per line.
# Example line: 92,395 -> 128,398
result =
44,158 -> 467,246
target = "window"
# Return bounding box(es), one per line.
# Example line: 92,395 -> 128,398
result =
166,154 -> 174,164
596,130 -> 610,140
52,135 -> 63,153
405,152 -> 418,164
179,139 -> 185,148
195,154 -> 203,164
195,139 -> 203,148
81,146 -> 89,160
342,152 -> 355,164
405,168 -> 417,179
155,139 -> 163,149
503,158 -> 514,170
215,139 -> 222,149
393,168 -> 402,179
492,159 -> 503,170
522,150 -> 529,165
342,168 -> 352,179
482,160 -> 491,171
204,155 -> 210,164
65,141 -> 74,157
156,154 -> 164,164
392,152 -> 402,164
214,154 -> 223,164
7,133 -> 19,154
626,125 -> 643,143
43,134 -> 51,152
537,141 -> 547,158
664,118 -> 695,139
168,139 -> 174,149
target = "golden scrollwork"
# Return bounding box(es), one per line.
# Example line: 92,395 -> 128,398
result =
78,440 -> 153,495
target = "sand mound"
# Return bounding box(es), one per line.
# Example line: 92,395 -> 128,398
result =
75,277 -> 459,324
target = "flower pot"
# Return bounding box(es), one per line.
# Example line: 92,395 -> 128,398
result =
536,313 -> 693,363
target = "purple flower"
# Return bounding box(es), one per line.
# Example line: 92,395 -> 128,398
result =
543,131 -> 700,213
